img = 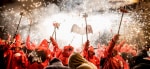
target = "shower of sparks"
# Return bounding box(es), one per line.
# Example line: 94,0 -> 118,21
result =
0,0 -> 146,50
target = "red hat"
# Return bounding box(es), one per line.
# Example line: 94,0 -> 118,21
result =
64,45 -> 74,51
88,46 -> 94,53
15,34 -> 21,42
14,34 -> 22,48
38,39 -> 48,51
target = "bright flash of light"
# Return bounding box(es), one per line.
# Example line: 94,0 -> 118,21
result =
1,0 -> 144,50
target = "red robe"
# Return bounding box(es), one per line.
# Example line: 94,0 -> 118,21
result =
86,55 -> 100,69
115,55 -> 129,69
103,39 -> 122,69
82,40 -> 100,69
27,62 -> 44,69
4,49 -> 13,69
37,39 -> 53,68
26,35 -> 36,50
10,50 -> 28,69
50,37 -> 62,58
58,53 -> 68,66
58,46 -> 74,66
114,40 -> 130,69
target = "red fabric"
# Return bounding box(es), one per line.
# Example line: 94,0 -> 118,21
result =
39,39 -> 48,48
114,40 -> 126,52
15,34 -> 21,42
41,59 -> 49,68
14,34 -> 22,48
50,37 -> 62,58
15,41 -> 21,47
82,40 -> 89,58
115,55 -> 130,69
96,46 -> 105,62
103,39 -> 122,69
130,49 -> 137,56
58,45 -> 74,66
26,35 -> 36,50
87,55 -> 100,69
88,46 -> 94,52
37,39 -> 53,68
5,49 -> 13,69
27,62 -> 44,69
103,57 -> 122,69
82,40 -> 100,69
38,39 -> 49,51
58,54 -> 68,66
10,50 -> 28,69
47,49 -> 53,60
0,38 -> 6,45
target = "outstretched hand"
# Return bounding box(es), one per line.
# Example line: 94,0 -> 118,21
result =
112,34 -> 120,42
49,36 -> 53,41
86,40 -> 90,46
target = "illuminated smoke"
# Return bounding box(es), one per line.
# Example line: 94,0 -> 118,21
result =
0,0 -> 143,49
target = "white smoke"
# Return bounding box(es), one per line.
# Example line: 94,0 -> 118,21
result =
1,0 -> 143,50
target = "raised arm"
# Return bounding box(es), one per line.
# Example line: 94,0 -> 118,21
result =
50,36 -> 59,50
117,40 -> 126,52
83,40 -> 90,51
107,34 -> 119,55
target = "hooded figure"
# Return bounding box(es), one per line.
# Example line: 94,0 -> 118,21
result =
69,52 -> 97,69
10,34 -> 28,69
102,34 -> 124,69
87,46 -> 100,69
36,39 -> 52,68
26,35 -> 36,50
50,37 -> 62,58
82,40 -> 100,69
58,45 -> 74,66
44,58 -> 70,69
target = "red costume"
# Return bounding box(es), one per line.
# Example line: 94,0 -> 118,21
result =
37,39 -> 53,68
50,37 -> 62,58
103,35 -> 128,69
114,40 -> 130,69
26,35 -> 36,50
58,45 -> 74,66
82,40 -> 100,69
9,34 -> 28,69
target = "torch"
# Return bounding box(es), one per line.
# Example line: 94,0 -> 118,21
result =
48,22 -> 60,47
13,12 -> 24,38
52,22 -> 60,41
117,7 -> 128,34
83,13 -> 89,40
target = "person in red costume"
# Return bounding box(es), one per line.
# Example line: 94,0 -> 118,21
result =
1,33 -> 13,69
26,35 -> 36,51
50,36 -> 62,58
113,40 -> 130,69
58,45 -> 74,66
102,34 -> 127,69
36,39 -> 53,68
82,40 -> 100,69
9,34 -> 28,69
26,35 -> 45,69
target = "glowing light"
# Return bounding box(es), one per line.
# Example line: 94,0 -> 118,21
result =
1,0 -> 145,49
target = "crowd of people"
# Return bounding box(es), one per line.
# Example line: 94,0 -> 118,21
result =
0,32 -> 150,69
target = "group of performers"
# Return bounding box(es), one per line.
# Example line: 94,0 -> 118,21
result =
0,31 -> 147,69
